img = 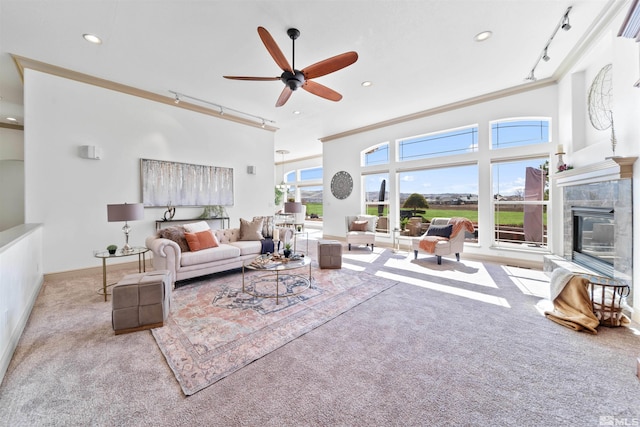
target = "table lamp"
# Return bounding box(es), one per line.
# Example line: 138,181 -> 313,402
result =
107,203 -> 144,253
284,202 -> 302,214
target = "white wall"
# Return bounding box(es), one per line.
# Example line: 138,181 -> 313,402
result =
322,85 -> 558,265
0,224 -> 43,384
557,8 -> 640,321
0,128 -> 25,231
24,70 -> 275,274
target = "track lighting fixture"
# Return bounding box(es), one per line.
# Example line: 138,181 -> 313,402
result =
525,6 -> 572,82
168,90 -> 274,129
561,12 -> 571,31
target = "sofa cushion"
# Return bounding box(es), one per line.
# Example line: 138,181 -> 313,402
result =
157,226 -> 190,252
183,221 -> 211,233
184,230 -> 219,251
229,240 -> 263,256
350,220 -> 368,232
426,224 -> 453,238
180,244 -> 241,267
239,217 -> 264,241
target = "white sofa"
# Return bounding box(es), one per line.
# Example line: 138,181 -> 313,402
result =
146,227 -> 263,285
146,218 -> 285,285
345,215 -> 378,251
411,217 -> 474,264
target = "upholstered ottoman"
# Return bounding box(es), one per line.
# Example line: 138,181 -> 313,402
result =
112,270 -> 171,335
318,240 -> 342,269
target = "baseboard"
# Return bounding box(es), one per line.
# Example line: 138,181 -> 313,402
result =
44,259 -> 152,281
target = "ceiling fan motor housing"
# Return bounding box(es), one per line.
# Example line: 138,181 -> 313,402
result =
281,70 -> 305,90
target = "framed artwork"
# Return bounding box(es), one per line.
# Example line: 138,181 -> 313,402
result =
140,158 -> 234,207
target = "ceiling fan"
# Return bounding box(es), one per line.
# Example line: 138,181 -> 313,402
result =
223,27 -> 358,107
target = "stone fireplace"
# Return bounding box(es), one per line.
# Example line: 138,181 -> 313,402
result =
550,157 -> 636,295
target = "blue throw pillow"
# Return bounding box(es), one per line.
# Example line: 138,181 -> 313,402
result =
426,224 -> 453,238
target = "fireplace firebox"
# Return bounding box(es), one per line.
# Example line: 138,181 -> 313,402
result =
572,206 -> 615,277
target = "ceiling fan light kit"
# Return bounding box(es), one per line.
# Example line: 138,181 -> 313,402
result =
224,26 -> 358,107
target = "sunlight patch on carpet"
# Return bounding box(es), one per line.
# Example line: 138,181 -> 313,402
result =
501,265 -> 550,298
376,270 -> 511,308
383,256 -> 499,289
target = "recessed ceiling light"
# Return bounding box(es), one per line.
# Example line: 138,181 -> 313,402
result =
293,110 -> 301,115
6,117 -> 17,122
361,81 -> 372,87
83,33 -> 102,44
474,31 -> 492,42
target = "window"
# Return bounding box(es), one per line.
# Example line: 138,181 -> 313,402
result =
491,119 -> 550,149
299,185 -> 323,219
398,125 -> 478,161
492,158 -> 548,247
363,143 -> 389,166
398,165 -> 478,241
364,173 -> 389,232
300,167 -> 322,181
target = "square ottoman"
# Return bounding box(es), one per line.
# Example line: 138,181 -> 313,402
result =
318,239 -> 342,269
112,270 -> 171,335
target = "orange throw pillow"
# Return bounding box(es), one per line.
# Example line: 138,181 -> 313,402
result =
185,230 -> 219,251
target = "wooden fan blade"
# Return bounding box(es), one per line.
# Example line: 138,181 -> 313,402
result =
223,76 -> 281,81
257,26 -> 293,73
302,51 -> 358,80
302,80 -> 342,102
275,86 -> 293,107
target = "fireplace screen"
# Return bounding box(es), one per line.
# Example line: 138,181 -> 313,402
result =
572,207 -> 615,276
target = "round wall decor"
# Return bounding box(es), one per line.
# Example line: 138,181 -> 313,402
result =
330,170 -> 353,200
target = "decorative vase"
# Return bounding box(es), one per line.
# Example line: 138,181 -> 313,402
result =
283,249 -> 291,258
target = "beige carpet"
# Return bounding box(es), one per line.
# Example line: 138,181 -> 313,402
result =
1,246 -> 640,426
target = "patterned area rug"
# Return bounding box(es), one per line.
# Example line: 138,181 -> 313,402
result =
152,264 -> 397,395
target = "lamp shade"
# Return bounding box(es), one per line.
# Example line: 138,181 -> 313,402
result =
284,202 -> 302,214
107,203 -> 144,222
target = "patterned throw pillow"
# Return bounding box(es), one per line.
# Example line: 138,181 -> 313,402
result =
184,230 -> 219,251
239,217 -> 264,241
157,226 -> 190,252
350,220 -> 369,232
426,224 -> 453,238
253,216 -> 273,239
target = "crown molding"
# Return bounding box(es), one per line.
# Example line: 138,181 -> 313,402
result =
0,122 -> 23,131
11,54 -> 278,133
320,79 -> 556,143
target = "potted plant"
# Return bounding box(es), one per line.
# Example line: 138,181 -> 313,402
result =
106,244 -> 118,255
283,243 -> 292,258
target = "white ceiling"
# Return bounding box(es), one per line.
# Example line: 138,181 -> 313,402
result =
0,0 -> 619,161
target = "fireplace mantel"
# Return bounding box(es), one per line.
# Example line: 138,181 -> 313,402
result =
554,157 -> 637,187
